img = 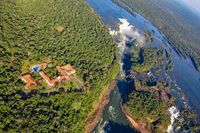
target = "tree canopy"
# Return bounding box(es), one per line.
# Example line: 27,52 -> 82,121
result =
0,0 -> 119,132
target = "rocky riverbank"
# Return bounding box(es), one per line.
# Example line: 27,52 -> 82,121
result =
85,79 -> 117,133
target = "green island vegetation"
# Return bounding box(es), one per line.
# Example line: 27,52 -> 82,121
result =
144,30 -> 153,43
125,37 -> 175,132
126,71 -> 172,132
126,91 -> 170,132
125,44 -> 173,132
0,0 -> 119,132
127,44 -> 200,132
130,44 -> 164,72
130,37 -> 173,73
164,50 -> 174,72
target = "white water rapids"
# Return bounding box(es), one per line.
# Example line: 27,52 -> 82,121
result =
167,106 -> 180,133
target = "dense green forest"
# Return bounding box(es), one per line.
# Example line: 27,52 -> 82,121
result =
0,0 -> 119,132
112,0 -> 200,71
126,91 -> 170,132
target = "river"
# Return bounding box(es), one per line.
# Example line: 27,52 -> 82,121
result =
86,0 -> 200,132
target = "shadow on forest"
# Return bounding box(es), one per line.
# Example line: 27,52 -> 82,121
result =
1,88 -> 84,101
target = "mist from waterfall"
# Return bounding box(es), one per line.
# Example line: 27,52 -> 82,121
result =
109,18 -> 144,76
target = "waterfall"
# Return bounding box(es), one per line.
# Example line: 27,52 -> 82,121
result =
109,18 -> 144,76
167,106 -> 180,133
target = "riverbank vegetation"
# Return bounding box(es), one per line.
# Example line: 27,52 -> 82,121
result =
0,0 -> 119,132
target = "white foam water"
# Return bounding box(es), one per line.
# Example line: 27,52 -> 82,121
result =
108,106 -> 117,120
95,120 -> 109,133
167,106 -> 180,133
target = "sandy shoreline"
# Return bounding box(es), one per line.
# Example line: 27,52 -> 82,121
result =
85,79 -> 117,133
121,102 -> 151,133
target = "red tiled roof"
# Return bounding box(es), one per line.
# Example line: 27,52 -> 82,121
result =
21,74 -> 36,88
21,63 -> 75,87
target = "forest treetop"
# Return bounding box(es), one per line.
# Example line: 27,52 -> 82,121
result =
0,0 -> 119,132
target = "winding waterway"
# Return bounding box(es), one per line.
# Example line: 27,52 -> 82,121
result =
86,0 -> 200,132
